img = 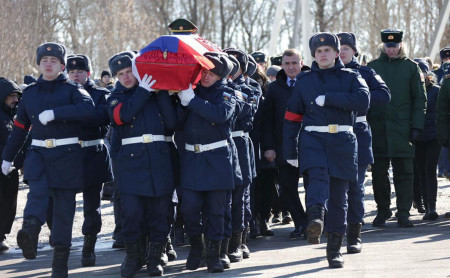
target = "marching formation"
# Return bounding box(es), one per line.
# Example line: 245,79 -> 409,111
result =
0,18 -> 449,278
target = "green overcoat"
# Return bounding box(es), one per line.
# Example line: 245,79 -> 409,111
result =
436,77 -> 450,157
367,50 -> 426,158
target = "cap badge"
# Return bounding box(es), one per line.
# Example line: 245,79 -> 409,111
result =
118,61 -> 121,65
47,47 -> 52,51
338,36 -> 342,40
388,35 -> 394,40
447,51 -> 450,55
72,60 -> 76,65
320,37 -> 325,42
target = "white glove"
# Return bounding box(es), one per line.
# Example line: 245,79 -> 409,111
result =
39,110 -> 55,125
286,159 -> 298,168
1,161 -> 14,176
131,55 -> 142,83
315,95 -> 325,106
138,74 -> 156,92
178,84 -> 195,106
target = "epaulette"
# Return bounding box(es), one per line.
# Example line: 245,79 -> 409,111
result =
358,65 -> 374,74
65,79 -> 81,87
296,70 -> 311,80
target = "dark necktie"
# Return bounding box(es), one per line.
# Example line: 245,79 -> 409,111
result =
289,79 -> 295,88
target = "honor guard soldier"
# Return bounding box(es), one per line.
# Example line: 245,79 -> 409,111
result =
1,42 -> 95,277
262,49 -> 308,239
66,54 -> 113,267
283,33 -> 369,268
434,48 -> 450,83
367,29 -> 427,228
177,52 -> 235,273
107,51 -> 176,277
337,32 -> 391,253
0,78 -> 25,253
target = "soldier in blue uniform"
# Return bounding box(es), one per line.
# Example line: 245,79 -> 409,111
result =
66,54 -> 113,267
434,48 -> 450,83
337,32 -> 391,254
177,52 -> 235,273
0,78 -> 24,254
223,48 -> 254,262
106,51 -> 176,277
283,33 -> 369,268
1,42 -> 95,277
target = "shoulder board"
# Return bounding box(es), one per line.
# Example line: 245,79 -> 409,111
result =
223,92 -> 232,101
296,70 -> 311,80
64,80 -> 81,87
358,65 -> 373,74
92,85 -> 110,94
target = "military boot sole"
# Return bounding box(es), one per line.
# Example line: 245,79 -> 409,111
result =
17,229 -> 37,260
306,221 -> 322,244
220,256 -> 231,269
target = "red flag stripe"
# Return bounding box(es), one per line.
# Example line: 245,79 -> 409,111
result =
285,111 -> 303,122
113,103 -> 125,125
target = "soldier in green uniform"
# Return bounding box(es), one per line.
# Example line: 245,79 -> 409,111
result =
367,29 -> 427,227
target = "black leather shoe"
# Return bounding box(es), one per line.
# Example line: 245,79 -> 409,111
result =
397,216 -> 414,227
0,240 -> 10,253
372,210 -> 392,227
259,220 -> 274,236
289,227 -> 305,239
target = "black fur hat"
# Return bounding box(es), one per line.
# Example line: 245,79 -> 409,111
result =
203,52 -> 233,79
66,54 -> 91,72
224,48 -> 249,74
108,51 -> 135,76
309,32 -> 340,57
36,42 -> 67,65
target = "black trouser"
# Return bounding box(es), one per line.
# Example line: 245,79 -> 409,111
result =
278,164 -> 307,228
414,140 -> 441,209
254,168 -> 277,221
111,159 -> 122,241
0,170 -> 19,240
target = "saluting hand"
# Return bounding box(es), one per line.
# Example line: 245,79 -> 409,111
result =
38,110 -> 55,125
178,84 -> 195,106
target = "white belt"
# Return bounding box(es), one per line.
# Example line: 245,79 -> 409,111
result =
231,131 -> 244,137
304,125 -> 353,134
243,132 -> 249,137
355,116 -> 367,123
185,139 -> 228,153
80,139 -> 104,148
122,134 -> 169,145
31,137 -> 79,148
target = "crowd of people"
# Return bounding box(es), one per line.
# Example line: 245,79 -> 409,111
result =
0,18 -> 450,277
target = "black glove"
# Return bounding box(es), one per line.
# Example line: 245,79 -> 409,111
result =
409,128 -> 421,143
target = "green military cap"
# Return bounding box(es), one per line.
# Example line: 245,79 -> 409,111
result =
168,18 -> 198,34
381,29 -> 403,47
270,55 -> 282,66
251,51 -> 266,63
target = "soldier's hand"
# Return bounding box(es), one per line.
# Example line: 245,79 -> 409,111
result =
286,159 -> 298,168
315,95 -> 325,106
1,160 -> 13,176
178,84 -> 195,106
409,128 -> 421,143
38,110 -> 55,125
138,74 -> 156,92
264,150 -> 276,162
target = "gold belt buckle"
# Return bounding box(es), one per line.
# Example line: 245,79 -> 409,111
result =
194,144 -> 201,153
328,124 -> 338,134
142,134 -> 152,143
45,139 -> 55,148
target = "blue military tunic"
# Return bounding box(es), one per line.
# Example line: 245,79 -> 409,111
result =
2,74 -> 95,189
80,79 -> 113,187
283,59 -> 370,181
178,79 -> 236,191
345,57 -> 391,165
107,83 -> 176,197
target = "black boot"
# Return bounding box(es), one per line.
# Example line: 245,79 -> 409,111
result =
241,228 -> 250,259
139,235 -> 148,267
147,242 -> 165,277
306,205 -> 325,244
220,237 -> 230,269
259,219 -> 274,236
424,202 -> 439,220
227,232 -> 243,262
372,209 -> 392,227
81,235 -> 97,267
17,217 -> 41,260
249,218 -> 261,239
121,241 -> 142,277
166,237 -> 177,261
186,234 -> 205,270
326,232 -> 344,268
51,246 -> 70,278
206,240 -> 224,273
346,223 -> 362,254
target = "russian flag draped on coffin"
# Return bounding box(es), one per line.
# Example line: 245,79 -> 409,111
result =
135,35 -> 222,91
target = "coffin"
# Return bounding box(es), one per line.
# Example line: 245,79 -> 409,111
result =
135,35 -> 222,91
